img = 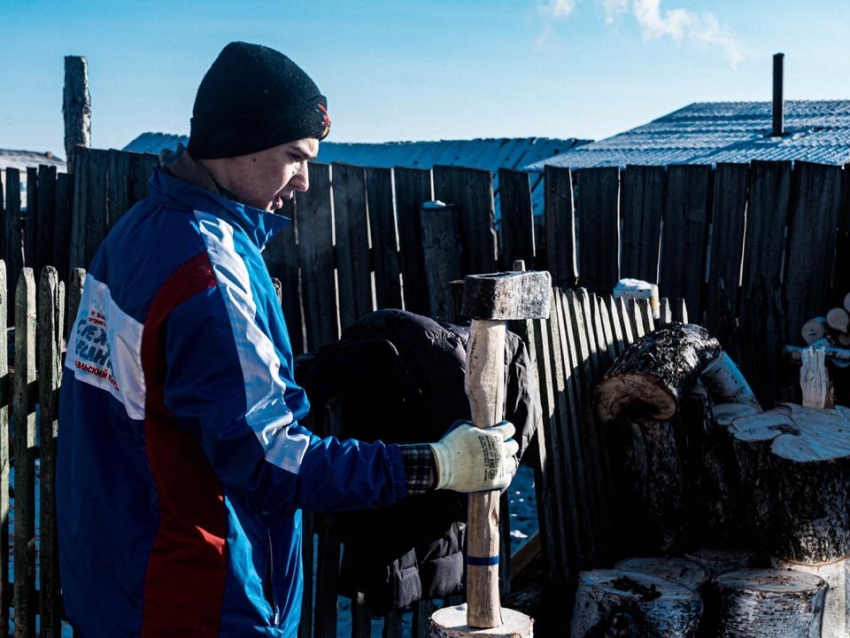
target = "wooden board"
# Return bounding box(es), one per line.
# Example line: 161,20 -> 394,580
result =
543,165 -> 577,289
658,164 -> 712,325
620,164 -> 664,284
498,168 -> 536,271
394,166 -> 433,316
365,166 -> 402,309
575,166 -> 620,294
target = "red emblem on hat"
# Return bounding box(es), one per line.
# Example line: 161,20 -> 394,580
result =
317,103 -> 331,139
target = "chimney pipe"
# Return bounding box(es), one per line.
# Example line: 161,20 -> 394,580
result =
773,52 -> 784,137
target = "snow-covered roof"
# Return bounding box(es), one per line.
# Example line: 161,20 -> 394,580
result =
123,133 -> 586,172
0,149 -> 67,172
528,100 -> 850,170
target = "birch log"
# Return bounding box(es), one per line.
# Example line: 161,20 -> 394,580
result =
569,569 -> 703,638
770,557 -> 850,638
706,569 -> 827,638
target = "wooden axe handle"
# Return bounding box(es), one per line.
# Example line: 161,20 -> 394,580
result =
464,318 -> 506,628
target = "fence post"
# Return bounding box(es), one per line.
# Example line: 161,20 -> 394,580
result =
63,56 -> 91,174
13,268 -> 37,637
38,266 -> 64,636
0,261 -> 9,635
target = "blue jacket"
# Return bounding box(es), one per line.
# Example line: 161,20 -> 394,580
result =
57,162 -> 408,637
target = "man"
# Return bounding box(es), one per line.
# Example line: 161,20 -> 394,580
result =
56,41 -> 519,637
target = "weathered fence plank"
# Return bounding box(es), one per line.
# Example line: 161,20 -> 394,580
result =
575,167 -> 620,294
13,268 -> 36,638
25,168 -> 38,273
658,164 -> 712,325
784,161 -> 843,347
743,160 -> 792,294
544,165 -> 577,290
297,163 -> 339,351
36,166 -> 58,283
331,163 -> 372,330
365,166 -> 402,310
38,267 -> 63,637
620,164 -> 664,284
4,170 -> 22,326
54,173 -> 73,284
498,168 -> 536,271
394,166 -> 432,316
433,165 -> 497,276
420,203 -> 462,322
83,149 -> 108,270
706,162 -> 749,342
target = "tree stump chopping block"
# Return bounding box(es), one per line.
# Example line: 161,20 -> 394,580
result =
705,568 -> 827,638
430,605 -> 533,638
594,322 -> 721,423
569,569 -> 703,638
727,403 -> 850,563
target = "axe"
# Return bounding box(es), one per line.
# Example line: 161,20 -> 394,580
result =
460,270 -> 551,629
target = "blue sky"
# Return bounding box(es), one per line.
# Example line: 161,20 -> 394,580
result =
3,0 -> 850,159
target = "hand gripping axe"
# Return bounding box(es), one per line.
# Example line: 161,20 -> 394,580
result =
460,270 -> 551,629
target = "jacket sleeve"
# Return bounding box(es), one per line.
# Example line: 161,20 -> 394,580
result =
158,261 -> 407,517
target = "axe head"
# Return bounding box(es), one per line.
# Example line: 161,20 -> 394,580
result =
461,270 -> 551,321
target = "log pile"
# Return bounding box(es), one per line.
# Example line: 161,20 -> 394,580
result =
586,321 -> 850,636
801,293 -> 850,346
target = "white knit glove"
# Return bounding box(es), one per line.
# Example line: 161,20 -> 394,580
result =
430,420 -> 519,493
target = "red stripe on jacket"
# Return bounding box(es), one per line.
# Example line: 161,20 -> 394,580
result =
140,252 -> 227,637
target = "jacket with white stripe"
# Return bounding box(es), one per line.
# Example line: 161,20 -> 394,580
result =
57,157 -> 408,637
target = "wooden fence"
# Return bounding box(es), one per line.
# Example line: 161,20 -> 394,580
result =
2,148 -> 850,635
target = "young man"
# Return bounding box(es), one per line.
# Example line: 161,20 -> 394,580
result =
56,41 -> 519,637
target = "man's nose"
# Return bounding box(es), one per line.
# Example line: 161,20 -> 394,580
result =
292,163 -> 310,192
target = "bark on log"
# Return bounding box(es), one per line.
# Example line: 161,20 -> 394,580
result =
728,403 -> 850,563
617,418 -> 691,555
770,556 -> 850,638
569,569 -> 703,638
594,322 -> 721,423
700,352 -> 760,408
614,557 -> 710,592
430,604 -> 533,638
705,568 -> 827,638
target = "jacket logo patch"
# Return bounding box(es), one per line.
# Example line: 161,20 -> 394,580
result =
74,310 -> 119,391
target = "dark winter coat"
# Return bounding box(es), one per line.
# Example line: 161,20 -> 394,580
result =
296,308 -> 540,611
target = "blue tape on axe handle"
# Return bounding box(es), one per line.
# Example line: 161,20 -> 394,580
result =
467,554 -> 499,567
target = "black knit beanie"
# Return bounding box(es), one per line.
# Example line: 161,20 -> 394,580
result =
187,41 -> 330,159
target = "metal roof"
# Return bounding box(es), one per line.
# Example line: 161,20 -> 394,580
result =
0,149 -> 67,172
527,101 -> 850,170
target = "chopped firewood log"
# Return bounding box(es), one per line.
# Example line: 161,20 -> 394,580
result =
727,403 -> 850,563
770,556 -> 850,638
570,569 -> 703,638
593,322 -> 721,423
705,569 -> 827,637
799,346 -> 833,409
801,316 -> 829,345
844,291 -> 850,314
827,307 -> 850,333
